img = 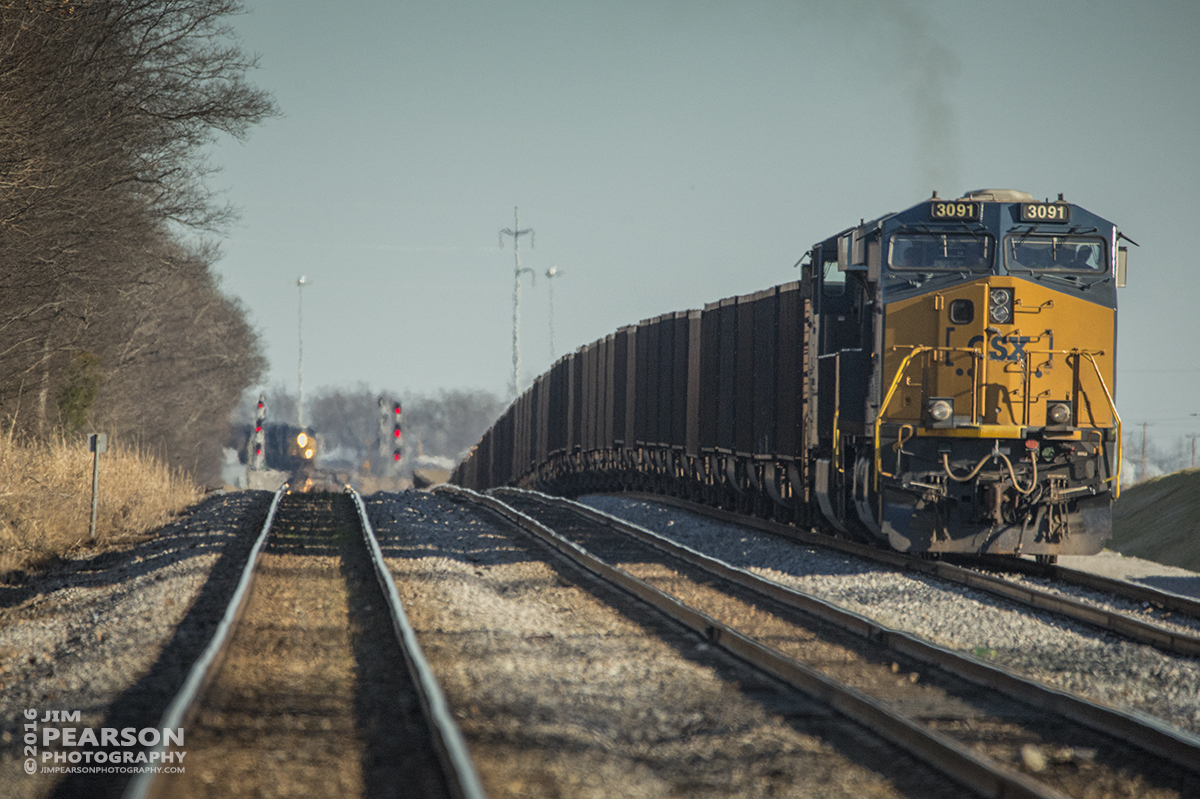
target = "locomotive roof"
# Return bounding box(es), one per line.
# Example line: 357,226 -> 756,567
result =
812,188 -> 1117,257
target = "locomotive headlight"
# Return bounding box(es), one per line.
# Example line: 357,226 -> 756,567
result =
926,397 -> 954,428
304,448 -> 315,460
989,288 -> 1012,324
297,431 -> 308,448
1047,401 -> 1073,426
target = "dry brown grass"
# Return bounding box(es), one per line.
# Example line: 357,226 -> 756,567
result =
0,431 -> 202,574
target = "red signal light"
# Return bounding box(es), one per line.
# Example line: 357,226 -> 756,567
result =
393,452 -> 401,461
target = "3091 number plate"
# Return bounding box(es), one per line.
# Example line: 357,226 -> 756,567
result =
1020,203 -> 1070,223
930,201 -> 982,221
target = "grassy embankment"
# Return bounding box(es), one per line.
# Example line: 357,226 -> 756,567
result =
0,433 -> 201,574
1112,468 -> 1200,571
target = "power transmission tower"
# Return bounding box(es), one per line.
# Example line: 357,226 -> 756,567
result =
500,207 -> 535,396
545,266 -> 564,361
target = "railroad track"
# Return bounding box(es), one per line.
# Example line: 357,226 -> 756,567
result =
124,485 -> 484,799
620,492 -> 1200,659
451,485 -> 1200,799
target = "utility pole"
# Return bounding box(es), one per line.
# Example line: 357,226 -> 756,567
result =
297,275 -> 307,428
1140,421 -> 1151,481
545,266 -> 564,361
499,207 -> 535,396
1191,414 -> 1199,470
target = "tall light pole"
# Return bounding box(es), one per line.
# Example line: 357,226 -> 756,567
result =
545,266 -> 564,361
499,207 -> 535,397
297,275 -> 307,428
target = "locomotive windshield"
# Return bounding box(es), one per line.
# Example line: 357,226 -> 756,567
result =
888,233 -> 992,272
1004,235 -> 1107,273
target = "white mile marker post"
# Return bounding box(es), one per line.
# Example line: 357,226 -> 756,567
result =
88,433 -> 108,540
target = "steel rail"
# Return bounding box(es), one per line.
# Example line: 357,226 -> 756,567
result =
621,491 -> 1200,658
127,486 -> 486,799
123,483 -> 289,799
502,487 -> 1200,777
442,484 -> 1073,799
969,554 -> 1200,620
348,487 -> 488,799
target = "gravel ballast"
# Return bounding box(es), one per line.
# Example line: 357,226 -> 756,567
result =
580,494 -> 1200,738
368,490 -> 978,799
0,491 -> 273,799
6,485 -> 1195,797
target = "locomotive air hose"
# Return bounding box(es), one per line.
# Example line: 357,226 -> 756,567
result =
998,451 -> 1038,495
940,451 -> 1038,494
941,452 -> 992,483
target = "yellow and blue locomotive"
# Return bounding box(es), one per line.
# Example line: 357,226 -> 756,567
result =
812,189 -> 1124,558
452,189 -> 1126,560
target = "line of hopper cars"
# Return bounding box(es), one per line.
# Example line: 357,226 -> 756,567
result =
452,190 -> 1130,559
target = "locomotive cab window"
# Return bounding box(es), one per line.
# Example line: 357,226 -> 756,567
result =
822,256 -> 846,296
1004,235 -> 1107,274
888,233 -> 993,272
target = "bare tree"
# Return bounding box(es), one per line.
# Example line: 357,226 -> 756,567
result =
0,0 -> 276,481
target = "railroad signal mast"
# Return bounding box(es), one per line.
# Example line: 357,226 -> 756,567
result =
391,401 -> 403,467
377,396 -> 390,464
251,394 -> 266,470
376,396 -> 403,473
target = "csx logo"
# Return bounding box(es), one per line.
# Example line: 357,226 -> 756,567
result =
967,334 -> 1036,362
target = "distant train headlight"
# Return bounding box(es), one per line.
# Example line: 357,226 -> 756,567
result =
1047,401 -> 1072,426
989,288 -> 1012,323
304,448 -> 315,459
297,432 -> 308,448
927,397 -> 954,427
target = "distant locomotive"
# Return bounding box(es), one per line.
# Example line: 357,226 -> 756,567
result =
234,422 -> 319,474
453,190 -> 1127,560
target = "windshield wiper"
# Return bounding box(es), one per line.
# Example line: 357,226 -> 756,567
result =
1030,272 -> 1107,291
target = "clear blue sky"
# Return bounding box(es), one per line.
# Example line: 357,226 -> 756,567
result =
208,0 -> 1200,445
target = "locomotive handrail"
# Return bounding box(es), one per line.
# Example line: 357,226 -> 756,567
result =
1011,346 -> 1110,428
875,345 -> 986,488
1010,348 -> 1121,495
1080,350 -> 1123,497
875,344 -> 1121,497
875,346 -> 933,488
